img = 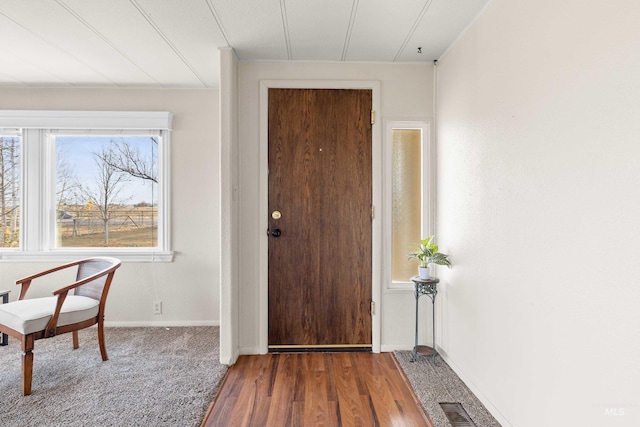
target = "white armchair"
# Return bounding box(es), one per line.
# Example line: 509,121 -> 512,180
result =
0,257 -> 121,395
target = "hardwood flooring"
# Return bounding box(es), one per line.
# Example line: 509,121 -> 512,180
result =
202,352 -> 433,427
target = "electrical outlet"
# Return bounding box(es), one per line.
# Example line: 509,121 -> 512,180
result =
153,300 -> 162,315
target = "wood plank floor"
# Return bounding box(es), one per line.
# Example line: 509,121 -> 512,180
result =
202,352 -> 434,427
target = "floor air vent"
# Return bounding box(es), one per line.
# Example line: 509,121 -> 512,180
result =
439,402 -> 477,427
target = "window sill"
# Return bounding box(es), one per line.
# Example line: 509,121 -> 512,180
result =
384,280 -> 414,293
0,250 -> 174,263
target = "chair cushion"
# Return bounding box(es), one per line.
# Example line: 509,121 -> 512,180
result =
0,296 -> 99,335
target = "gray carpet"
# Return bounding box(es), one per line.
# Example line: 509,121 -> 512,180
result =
395,351 -> 502,427
0,326 -> 227,427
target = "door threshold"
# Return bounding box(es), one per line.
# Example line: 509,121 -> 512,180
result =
269,344 -> 372,353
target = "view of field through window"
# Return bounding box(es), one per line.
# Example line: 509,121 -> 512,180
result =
0,134 -> 20,248
56,135 -> 159,248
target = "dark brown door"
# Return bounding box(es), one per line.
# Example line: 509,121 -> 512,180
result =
268,88 -> 372,349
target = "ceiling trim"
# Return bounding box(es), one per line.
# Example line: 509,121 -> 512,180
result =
54,0 -> 159,86
129,0 -> 207,88
341,0 -> 360,61
393,0 -> 435,61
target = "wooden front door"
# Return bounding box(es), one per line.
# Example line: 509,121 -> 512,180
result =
268,88 -> 372,349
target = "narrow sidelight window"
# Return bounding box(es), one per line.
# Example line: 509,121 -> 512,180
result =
388,121 -> 433,286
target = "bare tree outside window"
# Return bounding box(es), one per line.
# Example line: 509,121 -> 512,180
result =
55,135 -> 159,248
86,143 -> 130,245
0,135 -> 20,248
104,137 -> 158,184
57,144 -> 82,208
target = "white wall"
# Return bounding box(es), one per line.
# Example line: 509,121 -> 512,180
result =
235,61 -> 433,353
219,48 -> 241,364
0,87 -> 220,326
436,0 -> 640,425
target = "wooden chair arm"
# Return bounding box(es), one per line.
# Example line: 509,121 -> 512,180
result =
17,280 -> 32,301
15,259 -> 85,300
15,259 -> 85,284
44,291 -> 69,338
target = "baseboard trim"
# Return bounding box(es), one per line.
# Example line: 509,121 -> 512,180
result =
381,344 -> 413,352
239,346 -> 266,355
104,320 -> 219,327
220,348 -> 240,365
437,350 -> 512,427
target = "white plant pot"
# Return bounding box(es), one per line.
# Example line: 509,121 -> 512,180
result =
418,266 -> 431,279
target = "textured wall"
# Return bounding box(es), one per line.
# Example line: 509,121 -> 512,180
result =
436,0 -> 640,425
0,87 -> 220,326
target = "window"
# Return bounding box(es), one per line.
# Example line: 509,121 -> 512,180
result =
0,130 -> 20,248
0,111 -> 172,261
386,121 -> 434,289
54,133 -> 160,249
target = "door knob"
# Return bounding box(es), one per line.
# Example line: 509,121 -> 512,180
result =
270,228 -> 282,237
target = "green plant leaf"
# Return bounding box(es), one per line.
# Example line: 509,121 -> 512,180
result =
407,235 -> 452,268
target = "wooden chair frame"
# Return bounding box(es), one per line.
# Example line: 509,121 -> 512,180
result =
0,257 -> 121,395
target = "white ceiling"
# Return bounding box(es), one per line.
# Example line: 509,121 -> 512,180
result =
0,0 -> 489,89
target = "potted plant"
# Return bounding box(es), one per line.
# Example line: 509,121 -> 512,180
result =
408,236 -> 452,279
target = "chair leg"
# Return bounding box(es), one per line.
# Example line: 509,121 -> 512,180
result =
72,331 -> 79,349
21,335 -> 34,396
97,319 -> 108,361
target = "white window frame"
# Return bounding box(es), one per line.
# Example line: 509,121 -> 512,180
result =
0,110 -> 173,262
384,120 -> 435,292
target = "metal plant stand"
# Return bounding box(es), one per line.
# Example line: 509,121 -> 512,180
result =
410,276 -> 439,364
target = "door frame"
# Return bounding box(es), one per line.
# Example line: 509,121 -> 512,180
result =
258,79 -> 382,354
